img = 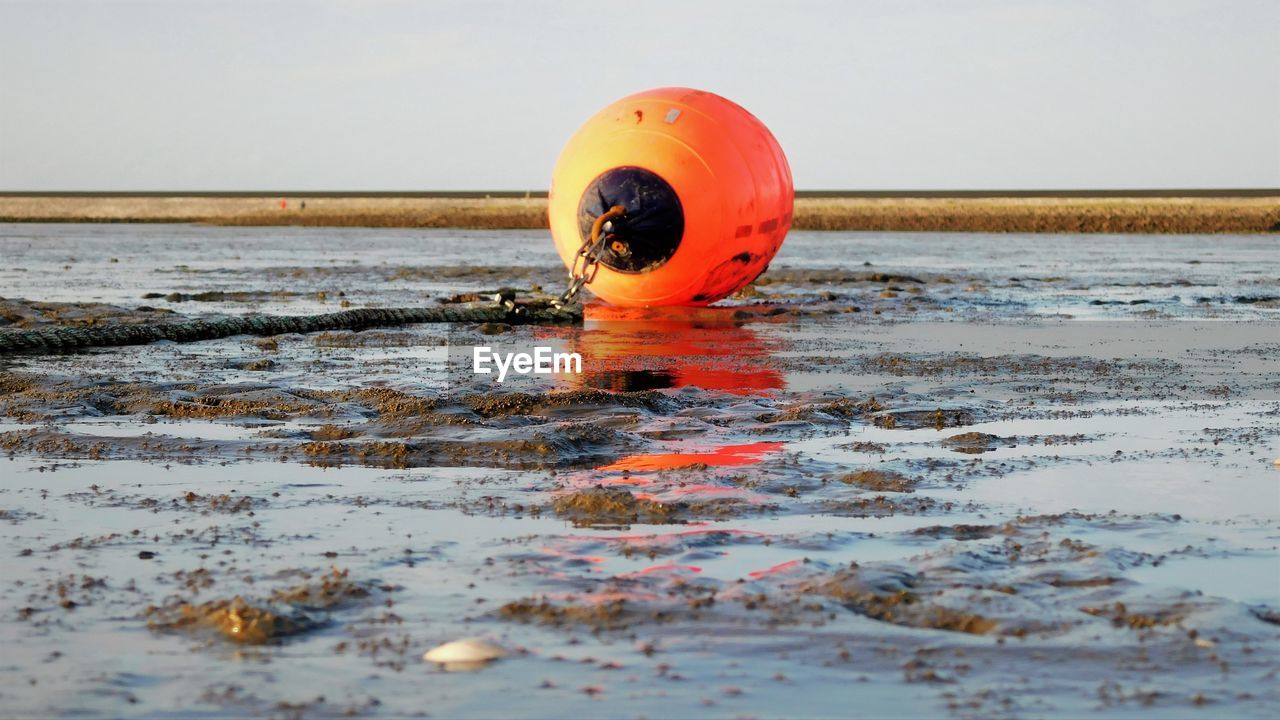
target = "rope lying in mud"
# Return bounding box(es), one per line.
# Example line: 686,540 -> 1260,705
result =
0,304 -> 582,354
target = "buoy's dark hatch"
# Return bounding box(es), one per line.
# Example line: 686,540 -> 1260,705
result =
577,166 -> 685,274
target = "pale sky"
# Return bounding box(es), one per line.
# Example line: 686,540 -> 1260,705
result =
1,0 -> 1277,190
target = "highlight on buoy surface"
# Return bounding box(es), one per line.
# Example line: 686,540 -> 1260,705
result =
549,87 -> 793,307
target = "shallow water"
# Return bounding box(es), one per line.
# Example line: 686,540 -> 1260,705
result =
1,224 -> 1278,719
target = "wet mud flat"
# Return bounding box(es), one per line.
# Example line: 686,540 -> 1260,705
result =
1,225 -> 1278,719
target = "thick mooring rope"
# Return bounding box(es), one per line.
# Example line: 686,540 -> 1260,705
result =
0,304 -> 582,354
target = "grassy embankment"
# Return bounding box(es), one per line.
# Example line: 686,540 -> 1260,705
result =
1,194 -> 1276,233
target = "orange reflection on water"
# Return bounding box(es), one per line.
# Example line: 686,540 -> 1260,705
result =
592,476 -> 654,487
564,304 -> 786,395
619,563 -> 704,578
747,559 -> 805,579
630,484 -> 768,506
575,528 -> 768,544
597,441 -> 783,472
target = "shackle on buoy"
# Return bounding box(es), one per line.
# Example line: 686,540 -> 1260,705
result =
549,87 -> 794,307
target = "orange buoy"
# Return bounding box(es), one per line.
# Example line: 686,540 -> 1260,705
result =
549,87 -> 793,307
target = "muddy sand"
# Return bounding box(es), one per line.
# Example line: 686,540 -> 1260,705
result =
1,194 -> 1278,233
1,224 -> 1278,718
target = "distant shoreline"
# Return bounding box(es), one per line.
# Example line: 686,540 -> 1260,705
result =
3,189 -> 1278,198
1,193 -> 1276,233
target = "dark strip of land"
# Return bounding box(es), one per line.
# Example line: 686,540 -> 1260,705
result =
1,193 -> 1277,233
2,189 -> 1277,198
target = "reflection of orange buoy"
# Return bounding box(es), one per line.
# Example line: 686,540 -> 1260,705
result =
597,441 -> 783,472
535,305 -> 786,394
549,87 -> 793,307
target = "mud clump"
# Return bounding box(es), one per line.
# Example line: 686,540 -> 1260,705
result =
311,330 -> 427,348
1081,601 -> 1188,630
760,397 -> 881,425
271,568 -> 370,610
941,432 -> 1012,453
301,440 -> 412,469
0,429 -> 104,457
0,376 -> 323,423
754,270 -> 925,286
0,373 -> 38,395
498,598 -> 633,631
465,389 -> 676,418
297,427 -> 623,470
838,469 -> 916,493
552,486 -> 678,526
911,524 -> 1001,541
308,424 -> 362,441
840,440 -> 887,454
238,359 -> 275,372
809,568 -> 998,635
906,606 -> 998,635
179,491 -> 257,514
862,352 -> 1173,380
1251,607 -> 1280,625
141,290 -> 296,303
151,390 -> 318,420
476,322 -> 511,335
1044,575 -> 1120,589
875,408 -> 976,431
147,568 -> 371,645
318,386 -> 438,419
823,494 -> 938,517
149,597 -> 309,645
0,297 -> 175,329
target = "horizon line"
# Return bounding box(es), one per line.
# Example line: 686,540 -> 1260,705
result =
1,189 -> 1277,199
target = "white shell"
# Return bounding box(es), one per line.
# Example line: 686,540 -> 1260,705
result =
423,638 -> 507,667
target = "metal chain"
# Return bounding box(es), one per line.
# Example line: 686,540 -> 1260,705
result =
552,238 -> 600,309
552,205 -> 625,309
